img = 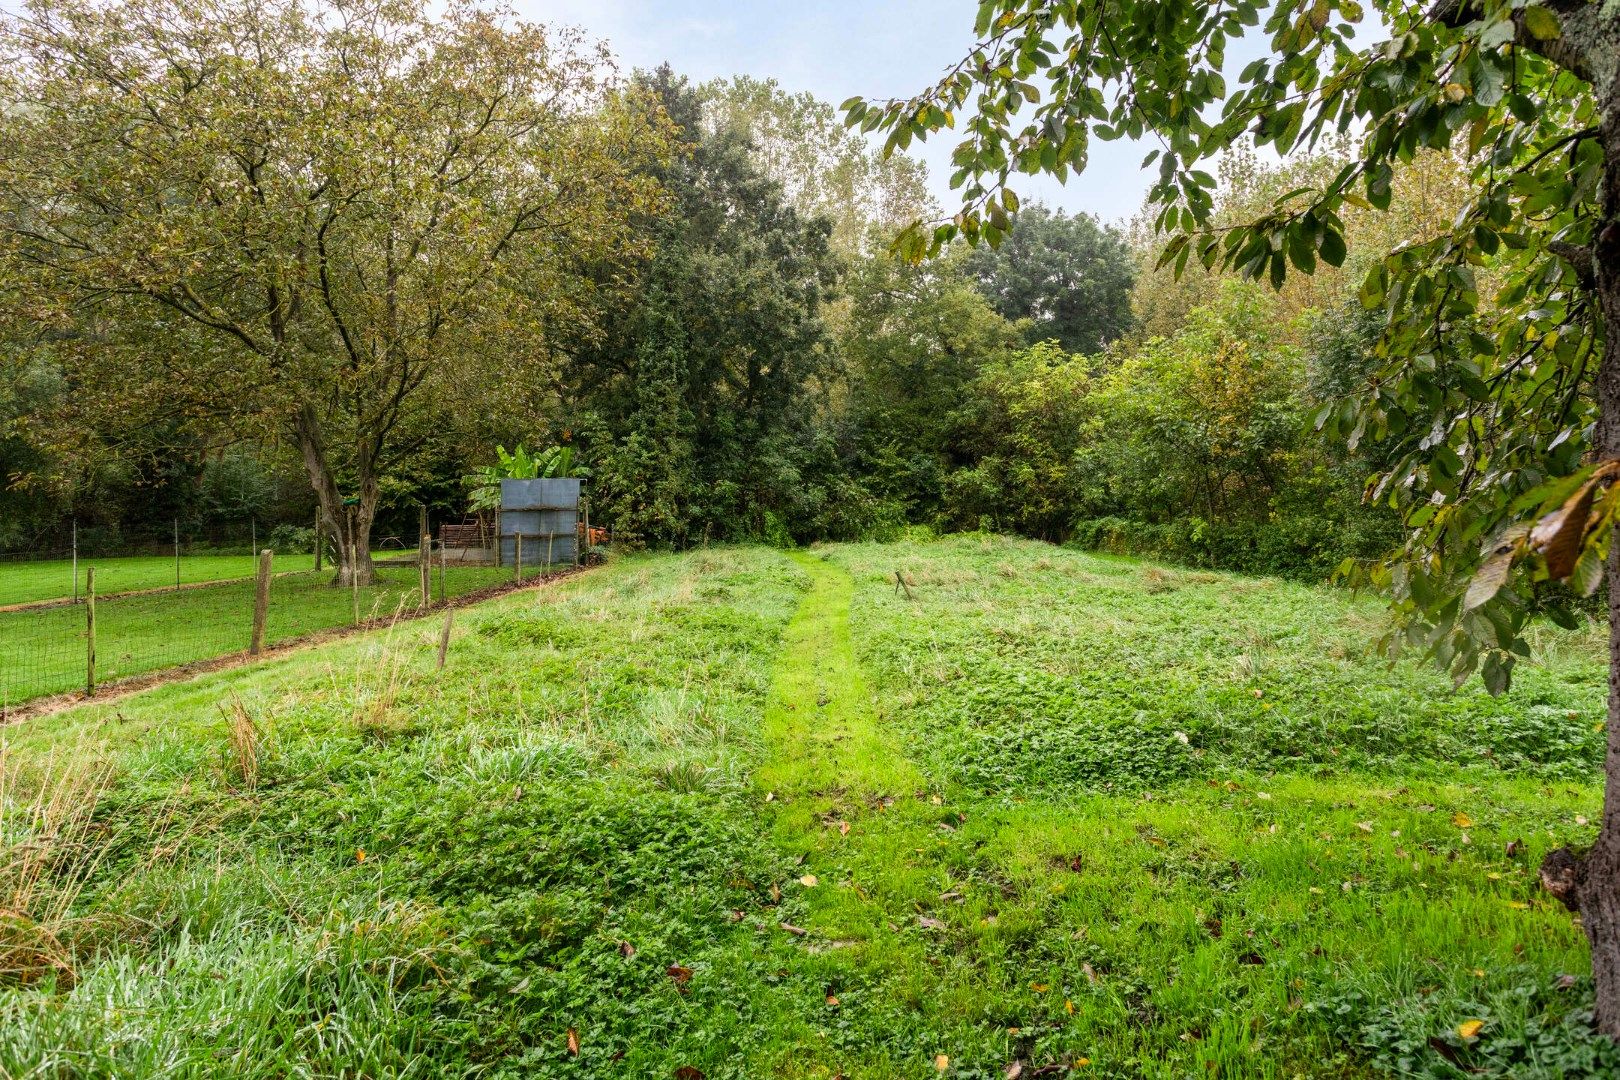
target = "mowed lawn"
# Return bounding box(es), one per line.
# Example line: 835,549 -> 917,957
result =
0,563 -> 514,704
0,553 -> 309,607
0,537 -> 1612,1079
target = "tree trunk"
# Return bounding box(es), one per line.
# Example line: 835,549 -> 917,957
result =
292,404 -> 380,587
1543,80 -> 1620,1035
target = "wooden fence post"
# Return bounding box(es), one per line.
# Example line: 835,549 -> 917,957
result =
437,610 -> 454,670
438,538 -> 446,602
84,567 -> 96,696
514,533 -> 523,582
251,549 -> 272,654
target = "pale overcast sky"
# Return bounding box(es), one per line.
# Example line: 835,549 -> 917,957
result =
515,0 -> 1165,226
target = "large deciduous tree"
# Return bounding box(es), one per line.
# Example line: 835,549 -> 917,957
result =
566,68 -> 839,547
962,203 -> 1136,353
700,75 -> 934,258
0,0 -> 666,584
852,0 -> 1620,1033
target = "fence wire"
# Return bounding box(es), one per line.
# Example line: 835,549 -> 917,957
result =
0,548 -> 535,709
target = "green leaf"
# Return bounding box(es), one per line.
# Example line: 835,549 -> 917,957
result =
1319,228 -> 1346,268
1520,6 -> 1562,41
1572,544 -> 1606,598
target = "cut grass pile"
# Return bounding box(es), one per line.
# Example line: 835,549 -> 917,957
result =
0,563 -> 513,704
0,553 -> 319,608
0,537 -> 1611,1078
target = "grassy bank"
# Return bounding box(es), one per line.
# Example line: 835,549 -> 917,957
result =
0,538 -> 1611,1078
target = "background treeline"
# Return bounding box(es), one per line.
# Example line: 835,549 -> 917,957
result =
1,63 -> 1467,578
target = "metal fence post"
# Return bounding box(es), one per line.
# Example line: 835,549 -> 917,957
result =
251,549 -> 272,654
174,518 -> 181,588
348,509 -> 359,625
438,538 -> 446,602
315,509 -> 323,572
419,533 -> 431,608
85,566 -> 96,696
72,519 -> 78,602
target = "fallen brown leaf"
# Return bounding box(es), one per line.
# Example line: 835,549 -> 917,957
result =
566,1028 -> 580,1056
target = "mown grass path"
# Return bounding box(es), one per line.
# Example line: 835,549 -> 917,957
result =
749,542 -> 1605,1078
758,550 -> 920,801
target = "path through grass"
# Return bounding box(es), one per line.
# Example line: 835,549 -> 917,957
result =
746,539 -> 1614,1078
1,539 -> 1613,1079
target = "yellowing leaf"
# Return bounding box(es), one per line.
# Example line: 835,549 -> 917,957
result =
1521,4 -> 1562,40
1458,1018 -> 1485,1039
355,848 -> 366,863
1064,998 -> 1075,1014
1030,982 -> 1048,993
935,1054 -> 950,1071
798,874 -> 818,888
1453,812 -> 1474,828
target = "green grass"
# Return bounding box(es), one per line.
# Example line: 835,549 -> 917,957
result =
0,538 -> 1612,1078
0,563 -> 517,704
0,553 -> 318,607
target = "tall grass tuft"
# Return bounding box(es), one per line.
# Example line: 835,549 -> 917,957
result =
220,693 -> 262,792
346,600 -> 418,741
0,746 -> 112,987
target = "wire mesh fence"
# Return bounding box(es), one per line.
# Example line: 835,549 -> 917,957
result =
0,544 -> 548,711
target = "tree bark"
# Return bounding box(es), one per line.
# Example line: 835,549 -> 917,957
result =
1543,46 -> 1620,1033
291,403 -> 379,587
